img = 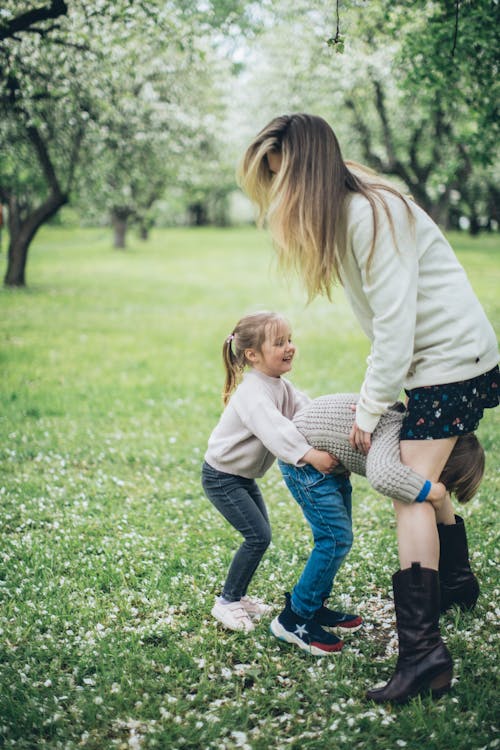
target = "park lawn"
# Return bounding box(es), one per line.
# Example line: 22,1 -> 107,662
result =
0,225 -> 498,750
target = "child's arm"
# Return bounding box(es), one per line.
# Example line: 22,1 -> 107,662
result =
366,410 -> 447,504
235,393 -> 321,468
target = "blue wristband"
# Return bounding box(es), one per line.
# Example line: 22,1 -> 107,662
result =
416,480 -> 432,503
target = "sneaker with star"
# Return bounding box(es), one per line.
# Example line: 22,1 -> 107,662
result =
314,602 -> 363,632
270,593 -> 343,655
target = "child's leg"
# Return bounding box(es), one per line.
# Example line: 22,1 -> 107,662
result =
279,463 -> 353,619
318,477 -> 352,602
201,463 -> 271,601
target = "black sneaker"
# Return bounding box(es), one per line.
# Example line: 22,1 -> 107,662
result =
270,593 -> 343,655
314,602 -> 363,632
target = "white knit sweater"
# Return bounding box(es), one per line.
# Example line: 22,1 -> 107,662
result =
205,369 -> 312,479
342,193 -> 499,432
293,394 -> 427,504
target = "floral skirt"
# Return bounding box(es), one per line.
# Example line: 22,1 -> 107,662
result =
400,365 -> 499,440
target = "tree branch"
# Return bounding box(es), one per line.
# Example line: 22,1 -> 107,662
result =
26,124 -> 64,200
65,124 -> 86,194
345,97 -> 384,172
372,79 -> 397,168
451,0 -> 460,57
0,1 -> 68,42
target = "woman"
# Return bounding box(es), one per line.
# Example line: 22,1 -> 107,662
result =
238,113 -> 499,703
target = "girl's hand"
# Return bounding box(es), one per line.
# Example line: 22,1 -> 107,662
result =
303,448 -> 339,473
349,422 -> 372,454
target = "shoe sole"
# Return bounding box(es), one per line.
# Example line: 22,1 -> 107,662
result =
323,621 -> 363,634
270,618 -> 343,656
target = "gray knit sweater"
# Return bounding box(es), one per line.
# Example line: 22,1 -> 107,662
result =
293,394 -> 427,504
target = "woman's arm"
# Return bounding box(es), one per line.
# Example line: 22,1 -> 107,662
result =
348,196 -> 419,436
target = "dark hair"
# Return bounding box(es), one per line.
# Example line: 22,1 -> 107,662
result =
439,433 -> 485,503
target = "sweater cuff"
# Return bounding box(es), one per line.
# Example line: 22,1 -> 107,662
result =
416,480 -> 432,503
292,439 -> 317,467
355,403 -> 382,434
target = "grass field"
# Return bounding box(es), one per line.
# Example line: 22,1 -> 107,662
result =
0,226 -> 499,749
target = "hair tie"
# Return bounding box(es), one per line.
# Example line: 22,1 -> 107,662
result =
225,334 -> 235,345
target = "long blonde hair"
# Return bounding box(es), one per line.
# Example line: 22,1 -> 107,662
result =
238,113 -> 412,300
222,311 -> 287,405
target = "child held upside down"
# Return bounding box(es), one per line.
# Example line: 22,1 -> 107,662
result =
271,394 -> 483,655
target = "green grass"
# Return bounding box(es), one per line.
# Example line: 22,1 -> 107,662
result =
0,226 -> 499,749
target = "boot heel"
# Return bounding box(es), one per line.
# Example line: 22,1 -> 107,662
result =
430,669 -> 452,697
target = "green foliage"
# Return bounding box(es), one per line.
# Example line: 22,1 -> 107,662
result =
226,0 -> 499,231
393,0 -> 500,164
0,0 -> 260,272
0,226 -> 498,748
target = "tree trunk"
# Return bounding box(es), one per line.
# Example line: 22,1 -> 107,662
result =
188,202 -> 208,226
468,214 -> 481,236
138,218 -> 150,240
4,192 -> 67,287
112,210 -> 129,249
5,234 -> 29,286
428,192 -> 452,229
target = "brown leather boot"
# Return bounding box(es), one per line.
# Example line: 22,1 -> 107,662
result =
438,515 -> 480,612
366,563 -> 453,704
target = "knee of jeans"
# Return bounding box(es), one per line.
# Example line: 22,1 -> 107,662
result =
343,530 -> 354,553
255,527 -> 272,550
263,528 -> 272,549
315,533 -> 337,554
316,527 -> 353,555
244,527 -> 271,550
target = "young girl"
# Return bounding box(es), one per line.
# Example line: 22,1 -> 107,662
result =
202,311 -> 345,649
239,113 -> 499,701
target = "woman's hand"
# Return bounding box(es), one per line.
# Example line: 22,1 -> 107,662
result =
303,448 -> 339,473
349,422 -> 372,454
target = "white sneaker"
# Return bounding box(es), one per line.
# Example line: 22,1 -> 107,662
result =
240,595 -> 273,620
211,599 -> 254,632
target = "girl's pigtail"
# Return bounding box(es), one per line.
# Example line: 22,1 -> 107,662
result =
222,334 -> 239,405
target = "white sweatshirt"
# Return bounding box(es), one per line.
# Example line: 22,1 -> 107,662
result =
342,192 -> 499,433
204,369 -> 312,478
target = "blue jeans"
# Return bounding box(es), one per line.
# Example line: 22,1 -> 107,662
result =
201,461 -> 271,602
279,462 -> 353,619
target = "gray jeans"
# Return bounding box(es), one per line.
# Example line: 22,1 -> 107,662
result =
201,461 -> 271,601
